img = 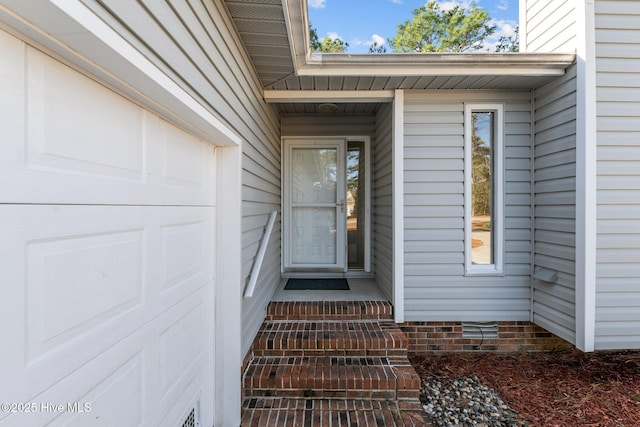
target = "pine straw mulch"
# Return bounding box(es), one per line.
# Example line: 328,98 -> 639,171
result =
410,350 -> 640,427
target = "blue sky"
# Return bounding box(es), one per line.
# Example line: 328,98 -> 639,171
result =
308,0 -> 519,53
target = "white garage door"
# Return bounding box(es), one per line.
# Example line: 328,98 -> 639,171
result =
0,30 -> 215,426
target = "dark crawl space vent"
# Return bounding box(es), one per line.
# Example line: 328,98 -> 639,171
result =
181,407 -> 198,427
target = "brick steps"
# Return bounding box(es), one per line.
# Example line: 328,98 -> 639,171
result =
242,301 -> 429,426
266,301 -> 394,321
244,356 -> 420,399
252,321 -> 408,357
241,398 -> 429,427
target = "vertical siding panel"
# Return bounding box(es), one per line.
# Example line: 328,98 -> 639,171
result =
533,63 -> 577,344
594,0 -> 640,349
524,0 -> 576,52
374,104 -> 394,299
403,91 -> 532,321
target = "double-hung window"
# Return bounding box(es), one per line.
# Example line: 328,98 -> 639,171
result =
464,104 -> 504,275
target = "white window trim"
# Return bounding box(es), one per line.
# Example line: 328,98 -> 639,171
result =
464,103 -> 505,276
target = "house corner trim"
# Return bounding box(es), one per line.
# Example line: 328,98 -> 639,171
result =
392,89 -> 405,323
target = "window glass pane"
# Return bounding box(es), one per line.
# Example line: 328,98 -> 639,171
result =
347,141 -> 365,269
471,112 -> 494,265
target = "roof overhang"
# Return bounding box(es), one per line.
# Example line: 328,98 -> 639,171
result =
281,0 -> 575,83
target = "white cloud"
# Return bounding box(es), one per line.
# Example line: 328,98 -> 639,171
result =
308,0 -> 326,9
388,0 -> 403,3
480,19 -> 518,51
494,19 -> 516,38
326,31 -> 343,40
371,34 -> 385,46
351,34 -> 386,47
436,0 -> 478,11
497,0 -> 509,10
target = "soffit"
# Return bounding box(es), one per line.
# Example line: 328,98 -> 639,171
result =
267,74 -> 562,91
223,0 -> 296,87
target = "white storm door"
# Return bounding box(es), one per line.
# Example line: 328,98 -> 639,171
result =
284,140 -> 346,271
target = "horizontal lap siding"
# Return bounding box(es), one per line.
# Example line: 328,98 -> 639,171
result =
91,0 -> 282,355
595,1 -> 640,349
281,115 -> 375,137
524,0 -> 576,52
533,64 -> 577,344
403,91 -> 532,321
373,104 -> 394,299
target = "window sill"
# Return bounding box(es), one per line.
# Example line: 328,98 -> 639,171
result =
465,265 -> 504,276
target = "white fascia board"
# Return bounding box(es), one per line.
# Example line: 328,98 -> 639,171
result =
264,90 -> 395,103
0,0 -> 241,147
283,0 -> 573,78
297,54 -> 575,77
282,0 -> 307,72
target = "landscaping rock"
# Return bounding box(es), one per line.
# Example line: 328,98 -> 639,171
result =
420,375 -> 521,426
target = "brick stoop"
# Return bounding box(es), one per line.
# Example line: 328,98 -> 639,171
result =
241,301 -> 430,426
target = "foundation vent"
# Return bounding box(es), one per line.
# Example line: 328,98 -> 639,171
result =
180,403 -> 200,427
462,321 -> 498,339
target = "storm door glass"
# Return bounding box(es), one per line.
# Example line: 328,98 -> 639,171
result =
290,146 -> 344,267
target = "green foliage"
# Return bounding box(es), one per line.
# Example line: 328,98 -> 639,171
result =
318,37 -> 349,53
309,25 -> 321,51
471,113 -> 492,216
368,42 -> 387,54
309,23 -> 348,53
388,1 -> 495,53
495,26 -> 519,52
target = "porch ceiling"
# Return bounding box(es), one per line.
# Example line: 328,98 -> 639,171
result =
275,102 -> 382,115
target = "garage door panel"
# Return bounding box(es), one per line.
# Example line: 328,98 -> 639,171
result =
0,38 -> 216,207
160,119 -> 208,190
0,205 -> 213,407
0,279 -> 210,427
44,353 -> 144,427
161,221 -> 208,292
1,29 -> 217,427
26,227 -> 144,360
27,47 -> 145,182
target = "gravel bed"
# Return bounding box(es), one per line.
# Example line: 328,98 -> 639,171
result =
420,375 -> 522,426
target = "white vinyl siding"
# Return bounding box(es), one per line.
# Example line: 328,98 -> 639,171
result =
281,115 -> 376,137
523,0 -> 576,52
532,63 -> 577,344
373,104 -> 394,299
403,91 -> 532,321
594,0 -> 640,350
82,0 -> 282,355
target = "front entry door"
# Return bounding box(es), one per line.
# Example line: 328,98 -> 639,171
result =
284,140 -> 346,271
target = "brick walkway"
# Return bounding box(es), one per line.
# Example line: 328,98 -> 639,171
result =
241,302 -> 430,426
